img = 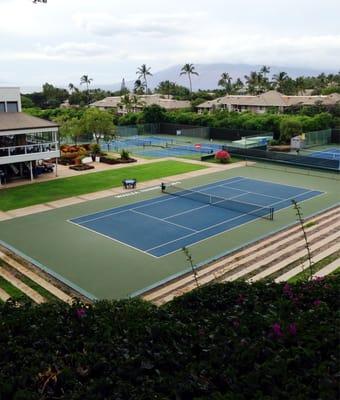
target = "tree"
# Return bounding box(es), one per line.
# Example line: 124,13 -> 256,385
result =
80,75 -> 93,105
81,108 -> 115,144
279,118 -> 302,143
218,73 -> 233,95
180,63 -> 199,96
57,117 -> 82,145
68,83 -> 77,94
134,79 -> 146,95
155,81 -> 190,100
244,71 -> 261,95
142,105 -> 167,123
260,65 -> 271,79
272,72 -> 289,92
136,64 -> 152,93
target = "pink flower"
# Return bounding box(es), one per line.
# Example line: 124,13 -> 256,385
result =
76,308 -> 87,319
283,283 -> 294,299
313,299 -> 321,307
236,294 -> 245,305
272,323 -> 283,337
288,323 -> 297,336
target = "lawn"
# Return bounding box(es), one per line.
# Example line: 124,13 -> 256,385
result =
0,160 -> 205,211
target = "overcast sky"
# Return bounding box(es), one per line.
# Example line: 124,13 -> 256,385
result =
1,0 -> 339,88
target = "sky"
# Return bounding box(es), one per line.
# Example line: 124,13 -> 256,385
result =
0,0 -> 339,88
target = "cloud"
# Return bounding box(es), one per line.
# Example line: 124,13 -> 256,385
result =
74,13 -> 190,37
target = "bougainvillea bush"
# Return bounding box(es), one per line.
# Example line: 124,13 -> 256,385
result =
0,277 -> 339,399
215,149 -> 231,163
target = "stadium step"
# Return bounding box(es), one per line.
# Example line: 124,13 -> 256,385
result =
142,206 -> 339,305
275,246 -> 340,282
0,250 -> 73,304
222,220 -> 340,282
143,208 -> 339,302
0,287 -> 11,302
247,230 -> 340,282
313,258 -> 340,278
0,266 -> 45,304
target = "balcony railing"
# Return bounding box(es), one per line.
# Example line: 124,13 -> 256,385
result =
0,142 -> 58,158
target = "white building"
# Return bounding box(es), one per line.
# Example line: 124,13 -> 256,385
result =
0,87 -> 60,183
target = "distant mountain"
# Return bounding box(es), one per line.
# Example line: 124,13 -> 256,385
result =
99,63 -> 337,92
17,63 -> 337,93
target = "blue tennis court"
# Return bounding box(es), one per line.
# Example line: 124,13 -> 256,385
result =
70,177 -> 323,257
309,147 -> 340,161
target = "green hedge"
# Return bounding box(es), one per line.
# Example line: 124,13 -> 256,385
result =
0,277 -> 338,399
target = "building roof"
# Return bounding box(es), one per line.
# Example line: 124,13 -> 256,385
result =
0,112 -> 59,132
91,94 -> 191,110
197,90 -> 340,109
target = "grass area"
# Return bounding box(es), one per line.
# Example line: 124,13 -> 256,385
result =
288,251 -> 340,283
0,160 -> 205,211
0,276 -> 27,301
19,275 -> 58,302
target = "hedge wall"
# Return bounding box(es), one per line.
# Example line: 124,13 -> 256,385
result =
0,277 -> 339,399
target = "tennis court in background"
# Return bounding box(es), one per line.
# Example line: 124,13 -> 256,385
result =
70,177 -> 323,257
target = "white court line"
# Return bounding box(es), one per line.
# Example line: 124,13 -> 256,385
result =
146,189 -> 318,254
67,219 -> 159,259
131,209 -> 197,233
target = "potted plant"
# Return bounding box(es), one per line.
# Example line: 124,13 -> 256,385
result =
90,143 -> 101,162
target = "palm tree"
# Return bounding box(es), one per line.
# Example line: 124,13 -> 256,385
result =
244,71 -> 261,94
218,73 -> 233,95
136,64 -> 152,94
260,65 -> 271,79
118,94 -> 133,113
233,78 -> 244,93
134,79 -> 146,95
68,83 -> 77,93
272,72 -> 289,92
295,77 -> 306,95
180,63 -> 199,96
80,75 -> 93,105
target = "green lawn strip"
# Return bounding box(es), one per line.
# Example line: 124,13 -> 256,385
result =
288,251 -> 340,283
0,160 -> 205,211
0,276 -> 28,301
18,275 -> 59,302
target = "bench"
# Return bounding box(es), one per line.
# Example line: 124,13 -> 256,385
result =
122,179 -> 137,189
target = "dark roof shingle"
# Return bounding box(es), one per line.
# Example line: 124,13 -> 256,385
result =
0,112 -> 59,132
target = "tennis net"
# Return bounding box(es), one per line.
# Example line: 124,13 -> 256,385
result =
163,185 -> 274,220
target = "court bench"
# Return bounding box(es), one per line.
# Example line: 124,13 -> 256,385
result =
122,179 -> 137,189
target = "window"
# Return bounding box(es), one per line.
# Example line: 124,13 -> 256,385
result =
6,102 -> 18,112
0,102 -> 5,112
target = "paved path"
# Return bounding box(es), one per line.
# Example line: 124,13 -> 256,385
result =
0,250 -> 73,304
0,159 -> 247,221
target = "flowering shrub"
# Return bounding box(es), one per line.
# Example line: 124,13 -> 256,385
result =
215,149 -> 231,163
0,277 -> 338,399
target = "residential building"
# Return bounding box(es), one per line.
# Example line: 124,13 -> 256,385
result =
91,94 -> 191,114
197,90 -> 340,114
0,87 -> 60,183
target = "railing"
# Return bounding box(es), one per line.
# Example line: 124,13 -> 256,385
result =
0,142 -> 58,158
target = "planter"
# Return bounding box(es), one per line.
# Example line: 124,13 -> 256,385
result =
69,164 -> 95,171
100,156 -> 137,165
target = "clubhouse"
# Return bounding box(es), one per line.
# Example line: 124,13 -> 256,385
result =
0,87 -> 60,183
